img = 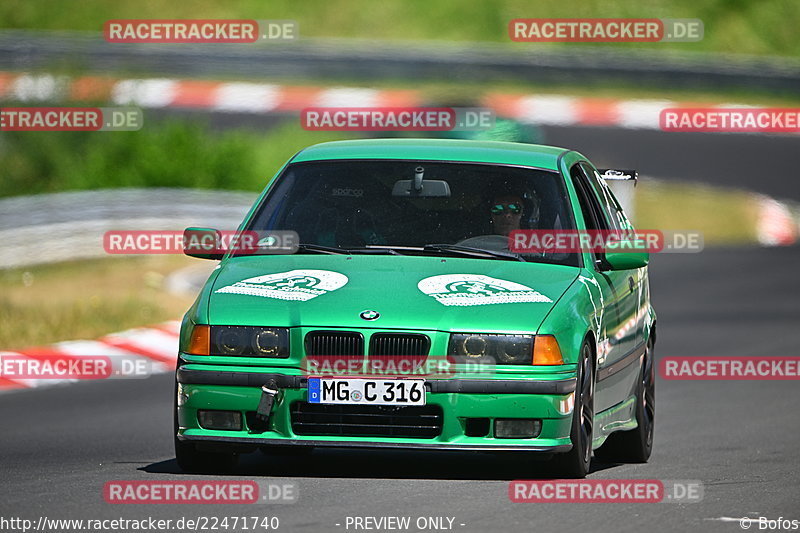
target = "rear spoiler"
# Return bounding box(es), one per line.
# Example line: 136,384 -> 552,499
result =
597,169 -> 638,185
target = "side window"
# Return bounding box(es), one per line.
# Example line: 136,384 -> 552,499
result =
570,164 -> 609,231
580,163 -> 630,231
570,163 -> 614,267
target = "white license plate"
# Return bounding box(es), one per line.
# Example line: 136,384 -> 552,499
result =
307,378 -> 426,406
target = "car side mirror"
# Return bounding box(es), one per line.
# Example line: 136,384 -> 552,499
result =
183,227 -> 224,260
604,251 -> 649,270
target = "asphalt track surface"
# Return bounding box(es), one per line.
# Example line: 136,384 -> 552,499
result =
1,245 -> 799,532
543,127 -> 800,201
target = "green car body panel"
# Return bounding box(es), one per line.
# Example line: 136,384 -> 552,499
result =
175,139 -> 656,458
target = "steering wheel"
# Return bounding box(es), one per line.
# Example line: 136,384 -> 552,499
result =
456,234 -> 552,260
455,234 -> 512,251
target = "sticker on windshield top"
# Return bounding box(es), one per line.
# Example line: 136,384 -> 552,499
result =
214,269 -> 348,301
331,187 -> 364,197
417,274 -> 552,306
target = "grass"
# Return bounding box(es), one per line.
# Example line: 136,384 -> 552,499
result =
0,255 -> 197,350
0,119 -> 353,198
1,0 -> 799,57
635,178 -> 758,244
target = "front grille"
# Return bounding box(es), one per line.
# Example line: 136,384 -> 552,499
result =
291,402 -> 443,438
369,333 -> 431,356
305,331 -> 364,356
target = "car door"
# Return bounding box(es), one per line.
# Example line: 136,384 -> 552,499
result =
569,163 -> 639,413
581,162 -> 646,352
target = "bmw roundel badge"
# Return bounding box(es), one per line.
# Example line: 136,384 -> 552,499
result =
360,310 -> 380,320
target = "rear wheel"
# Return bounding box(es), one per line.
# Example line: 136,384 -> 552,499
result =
550,341 -> 594,478
594,335 -> 655,463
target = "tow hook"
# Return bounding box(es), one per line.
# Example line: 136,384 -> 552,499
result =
253,379 -> 280,429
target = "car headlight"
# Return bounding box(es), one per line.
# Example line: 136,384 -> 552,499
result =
448,333 -> 534,365
187,325 -> 290,357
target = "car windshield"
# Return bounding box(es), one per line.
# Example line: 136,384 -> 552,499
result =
242,159 -> 579,266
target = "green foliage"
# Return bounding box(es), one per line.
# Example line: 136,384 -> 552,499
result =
0,0 -> 798,56
0,119 -> 352,197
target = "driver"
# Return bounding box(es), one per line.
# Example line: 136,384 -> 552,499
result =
490,193 -> 525,237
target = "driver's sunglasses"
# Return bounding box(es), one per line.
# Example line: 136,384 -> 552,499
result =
490,203 -> 522,215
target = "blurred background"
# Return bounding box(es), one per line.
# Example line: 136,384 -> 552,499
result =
1,0 -> 798,350
2,2 -> 800,528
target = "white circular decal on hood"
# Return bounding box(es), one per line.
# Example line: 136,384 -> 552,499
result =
215,269 -> 348,301
417,274 -> 552,307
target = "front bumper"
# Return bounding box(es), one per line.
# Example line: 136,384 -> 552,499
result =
176,366 -> 577,453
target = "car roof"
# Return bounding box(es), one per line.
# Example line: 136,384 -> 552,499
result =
292,139 -> 570,171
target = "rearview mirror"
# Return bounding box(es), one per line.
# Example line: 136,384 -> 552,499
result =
392,165 -> 451,197
392,179 -> 451,197
183,227 -> 224,260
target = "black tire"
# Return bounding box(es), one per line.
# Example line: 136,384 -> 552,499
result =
550,341 -> 594,478
173,382 -> 239,474
594,335 -> 655,463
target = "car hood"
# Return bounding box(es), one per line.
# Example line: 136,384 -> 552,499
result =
207,255 -> 578,333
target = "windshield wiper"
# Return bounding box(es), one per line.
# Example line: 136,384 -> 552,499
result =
422,243 -> 525,262
294,244 -> 401,255
294,243 -> 350,255
347,246 -> 403,255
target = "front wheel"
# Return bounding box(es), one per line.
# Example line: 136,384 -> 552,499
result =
550,341 -> 594,478
594,335 -> 655,463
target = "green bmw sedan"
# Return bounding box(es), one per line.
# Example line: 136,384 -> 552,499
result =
175,139 -> 656,478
